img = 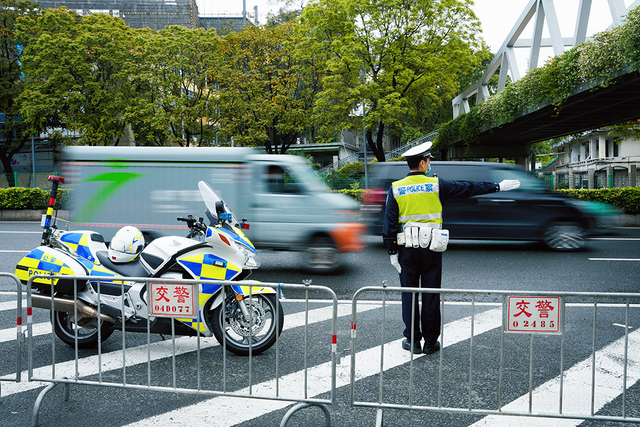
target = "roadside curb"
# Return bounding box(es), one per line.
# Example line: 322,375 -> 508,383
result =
1,210 -> 639,226
0,210 -> 71,221
608,214 -> 640,227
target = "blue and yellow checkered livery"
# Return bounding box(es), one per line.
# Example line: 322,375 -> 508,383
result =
178,253 -> 242,281
59,231 -> 106,263
15,247 -> 82,286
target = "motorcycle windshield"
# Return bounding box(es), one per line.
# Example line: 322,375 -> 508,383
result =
198,181 -> 255,253
198,181 -> 222,221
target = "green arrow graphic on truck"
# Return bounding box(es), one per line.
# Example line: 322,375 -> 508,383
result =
75,171 -> 145,222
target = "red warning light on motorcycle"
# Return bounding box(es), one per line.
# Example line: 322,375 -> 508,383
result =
150,282 -> 197,318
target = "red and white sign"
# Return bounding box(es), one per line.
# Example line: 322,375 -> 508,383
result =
506,296 -> 562,334
150,282 -> 197,318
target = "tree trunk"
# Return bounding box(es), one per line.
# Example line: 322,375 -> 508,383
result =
0,135 -> 30,187
367,122 -> 387,162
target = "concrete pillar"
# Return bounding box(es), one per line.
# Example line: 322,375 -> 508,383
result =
589,137 -> 597,160
599,134 -> 606,159
607,165 -> 614,188
515,156 -> 527,167
568,169 -> 574,189
580,144 -> 586,161
552,171 -> 557,190
588,168 -> 595,189
630,164 -> 637,187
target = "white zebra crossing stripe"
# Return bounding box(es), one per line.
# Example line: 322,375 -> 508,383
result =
0,302 -> 379,397
0,299 -> 26,312
2,300 -> 637,426
123,308 -> 505,426
470,327 -> 640,426
0,322 -> 51,344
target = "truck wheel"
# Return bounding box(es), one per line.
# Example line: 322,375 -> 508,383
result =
304,236 -> 340,274
543,222 -> 585,251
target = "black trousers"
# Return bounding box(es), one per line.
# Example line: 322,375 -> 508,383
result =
398,246 -> 442,344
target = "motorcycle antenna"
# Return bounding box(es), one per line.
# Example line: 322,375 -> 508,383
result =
41,175 -> 65,245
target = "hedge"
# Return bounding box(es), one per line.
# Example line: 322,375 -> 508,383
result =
1,186 -> 637,215
341,187 -> 639,214
557,187 -> 640,214
0,187 -> 72,210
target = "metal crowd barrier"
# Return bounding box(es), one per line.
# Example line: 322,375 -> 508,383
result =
24,274 -> 338,427
0,272 -> 24,401
350,284 -> 640,426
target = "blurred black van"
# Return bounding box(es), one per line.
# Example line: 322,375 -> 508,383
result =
361,161 -> 616,251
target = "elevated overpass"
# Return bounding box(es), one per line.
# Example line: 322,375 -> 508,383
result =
445,0 -> 640,161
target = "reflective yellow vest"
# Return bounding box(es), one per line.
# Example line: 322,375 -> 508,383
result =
391,175 -> 443,225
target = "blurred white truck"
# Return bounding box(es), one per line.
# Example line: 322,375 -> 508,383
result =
61,146 -> 365,273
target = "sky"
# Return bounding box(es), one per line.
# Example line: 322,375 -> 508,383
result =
196,0 -> 636,54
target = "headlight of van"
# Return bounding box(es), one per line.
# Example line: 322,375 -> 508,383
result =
240,246 -> 261,269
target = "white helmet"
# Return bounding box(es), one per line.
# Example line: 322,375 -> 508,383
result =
109,226 -> 145,263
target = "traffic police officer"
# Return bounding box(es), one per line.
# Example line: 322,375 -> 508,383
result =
382,142 -> 520,354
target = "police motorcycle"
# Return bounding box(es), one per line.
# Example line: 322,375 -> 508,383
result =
15,177 -> 283,356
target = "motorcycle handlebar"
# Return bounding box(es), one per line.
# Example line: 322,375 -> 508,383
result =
177,216 -> 208,237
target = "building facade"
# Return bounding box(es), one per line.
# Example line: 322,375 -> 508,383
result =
540,130 -> 640,190
33,0 -> 200,30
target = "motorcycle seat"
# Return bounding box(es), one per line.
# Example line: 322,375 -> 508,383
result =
96,251 -> 152,278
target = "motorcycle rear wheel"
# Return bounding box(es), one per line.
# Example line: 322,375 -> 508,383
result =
210,293 -> 284,356
53,310 -> 114,349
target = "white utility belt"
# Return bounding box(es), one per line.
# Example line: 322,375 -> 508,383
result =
397,222 -> 449,252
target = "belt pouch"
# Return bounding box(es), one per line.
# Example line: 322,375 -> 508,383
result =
429,229 -> 449,252
404,227 -> 412,247
411,227 -> 420,248
419,227 -> 431,248
397,231 -> 406,246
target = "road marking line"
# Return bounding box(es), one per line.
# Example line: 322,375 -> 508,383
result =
613,323 -> 634,329
0,302 -> 378,397
0,323 -> 51,344
0,231 -> 42,234
588,258 -> 640,261
123,308 -> 504,427
0,299 -> 27,312
590,238 -> 640,241
471,327 -> 640,426
0,250 -> 30,253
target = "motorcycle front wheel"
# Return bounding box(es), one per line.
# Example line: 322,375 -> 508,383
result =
53,310 -> 114,349
209,293 -> 284,356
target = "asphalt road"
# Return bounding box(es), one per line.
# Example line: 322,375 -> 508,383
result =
0,222 -> 639,427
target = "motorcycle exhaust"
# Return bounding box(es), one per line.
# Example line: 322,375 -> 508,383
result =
31,294 -> 115,323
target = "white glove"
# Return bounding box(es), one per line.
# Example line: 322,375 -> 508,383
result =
390,254 -> 401,274
499,179 -> 521,191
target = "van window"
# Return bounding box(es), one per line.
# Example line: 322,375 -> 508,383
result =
431,166 -> 489,182
264,165 -> 301,194
291,164 -> 330,192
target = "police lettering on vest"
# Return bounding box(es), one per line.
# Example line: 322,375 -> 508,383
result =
392,175 -> 443,225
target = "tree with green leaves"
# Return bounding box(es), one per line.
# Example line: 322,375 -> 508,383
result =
301,0 -> 483,161
128,26 -> 223,147
17,9 -> 137,146
217,23 -> 318,154
0,0 -> 40,185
